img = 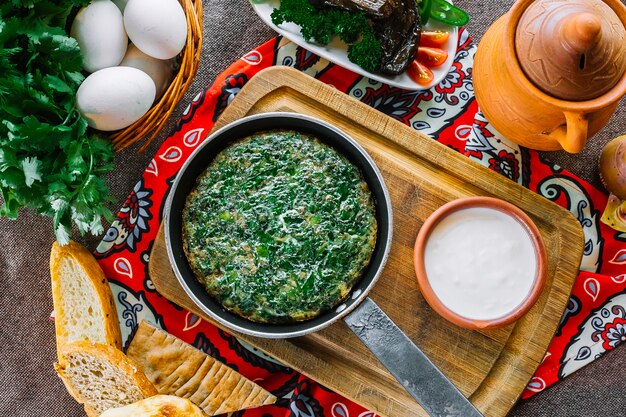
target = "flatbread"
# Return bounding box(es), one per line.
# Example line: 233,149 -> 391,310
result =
100,395 -> 205,417
127,321 -> 277,416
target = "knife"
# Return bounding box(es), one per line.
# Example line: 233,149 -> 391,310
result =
344,297 -> 485,417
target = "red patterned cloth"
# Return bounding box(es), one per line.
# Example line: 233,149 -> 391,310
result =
93,32 -> 626,416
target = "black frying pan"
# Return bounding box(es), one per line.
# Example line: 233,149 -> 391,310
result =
165,112 -> 393,338
164,112 -> 483,417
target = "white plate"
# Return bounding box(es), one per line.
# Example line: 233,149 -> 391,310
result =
250,0 -> 458,90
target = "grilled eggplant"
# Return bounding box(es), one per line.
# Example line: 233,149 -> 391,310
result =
374,0 -> 421,75
308,0 -> 421,75
309,0 -> 396,19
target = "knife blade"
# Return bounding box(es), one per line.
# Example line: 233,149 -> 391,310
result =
343,297 -> 484,417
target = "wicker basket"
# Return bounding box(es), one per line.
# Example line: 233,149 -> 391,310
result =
111,0 -> 203,151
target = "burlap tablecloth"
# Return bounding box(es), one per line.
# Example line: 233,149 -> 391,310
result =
2,1 -> 625,416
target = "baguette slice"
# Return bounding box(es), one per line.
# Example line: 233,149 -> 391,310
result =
55,341 -> 158,417
101,395 -> 205,417
50,241 -> 122,357
127,321 -> 277,416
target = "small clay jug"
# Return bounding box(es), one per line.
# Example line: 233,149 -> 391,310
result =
474,0 -> 626,153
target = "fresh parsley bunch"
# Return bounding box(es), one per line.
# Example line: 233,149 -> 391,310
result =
0,0 -> 115,244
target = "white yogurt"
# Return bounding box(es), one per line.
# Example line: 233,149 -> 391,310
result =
423,207 -> 537,321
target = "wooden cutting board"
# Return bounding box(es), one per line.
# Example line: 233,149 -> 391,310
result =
149,67 -> 584,417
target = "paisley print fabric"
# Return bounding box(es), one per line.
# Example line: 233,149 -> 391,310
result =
92,30 -> 626,416
96,179 -> 153,257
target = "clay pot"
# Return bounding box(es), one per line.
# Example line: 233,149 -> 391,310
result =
413,197 -> 547,330
599,135 -> 626,199
474,0 -> 626,153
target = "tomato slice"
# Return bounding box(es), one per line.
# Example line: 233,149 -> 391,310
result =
408,60 -> 435,87
417,47 -> 448,68
420,30 -> 450,48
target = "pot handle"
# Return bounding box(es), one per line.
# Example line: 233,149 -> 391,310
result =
344,298 -> 484,417
551,111 -> 589,154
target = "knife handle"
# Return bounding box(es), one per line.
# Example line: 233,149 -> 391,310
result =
343,297 -> 484,417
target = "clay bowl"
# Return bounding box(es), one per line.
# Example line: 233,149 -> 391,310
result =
413,197 -> 547,330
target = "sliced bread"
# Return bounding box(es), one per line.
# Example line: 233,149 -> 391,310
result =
127,321 -> 277,416
55,341 -> 158,417
50,241 -> 122,356
100,395 -> 205,417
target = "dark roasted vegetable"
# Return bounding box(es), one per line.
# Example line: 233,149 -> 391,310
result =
310,0 -> 396,19
309,0 -> 422,75
374,0 -> 422,74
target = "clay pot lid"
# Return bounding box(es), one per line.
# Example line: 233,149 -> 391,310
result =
515,0 -> 626,101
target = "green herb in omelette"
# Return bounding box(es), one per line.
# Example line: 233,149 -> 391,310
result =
271,0 -> 383,73
182,130 -> 378,323
0,0 -> 115,244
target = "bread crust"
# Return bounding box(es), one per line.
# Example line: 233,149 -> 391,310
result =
100,395 -> 206,417
83,405 -> 100,417
127,322 -> 277,415
50,241 -> 122,360
55,341 -> 158,412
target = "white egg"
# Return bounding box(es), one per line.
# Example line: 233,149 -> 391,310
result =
124,0 -> 187,60
71,0 -> 128,73
120,44 -> 174,99
76,67 -> 156,131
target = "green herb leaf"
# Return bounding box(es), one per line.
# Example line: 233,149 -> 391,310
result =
0,0 -> 114,243
44,74 -> 72,93
21,156 -> 41,186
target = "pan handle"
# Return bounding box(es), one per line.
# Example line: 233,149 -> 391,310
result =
343,297 -> 484,417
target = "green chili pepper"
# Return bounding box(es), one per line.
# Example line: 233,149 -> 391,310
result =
417,0 -> 432,25
428,0 -> 469,26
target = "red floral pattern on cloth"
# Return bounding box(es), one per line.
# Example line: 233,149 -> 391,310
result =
488,150 -> 520,182
92,30 -> 626,415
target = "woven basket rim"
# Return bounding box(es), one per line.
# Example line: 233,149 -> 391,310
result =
111,0 -> 203,152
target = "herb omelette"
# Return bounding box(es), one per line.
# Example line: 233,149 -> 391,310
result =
182,130 -> 378,323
